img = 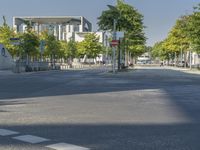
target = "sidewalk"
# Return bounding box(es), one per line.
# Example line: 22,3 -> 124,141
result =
0,70 -> 14,76
165,66 -> 200,75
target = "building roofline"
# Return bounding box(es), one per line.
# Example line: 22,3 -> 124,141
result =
13,16 -> 84,19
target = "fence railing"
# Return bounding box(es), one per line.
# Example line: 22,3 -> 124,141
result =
12,61 -> 111,73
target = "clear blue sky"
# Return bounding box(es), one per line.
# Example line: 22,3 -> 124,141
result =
0,0 -> 199,46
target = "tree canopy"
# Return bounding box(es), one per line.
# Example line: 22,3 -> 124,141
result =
98,0 -> 146,57
77,33 -> 102,59
152,3 -> 200,62
186,5 -> 200,53
0,16 -> 16,57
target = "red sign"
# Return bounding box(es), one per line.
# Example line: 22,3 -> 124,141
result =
111,40 -> 119,46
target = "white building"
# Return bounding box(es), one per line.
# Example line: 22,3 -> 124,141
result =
13,16 -> 108,46
74,31 -> 108,44
13,16 -> 110,64
13,16 -> 92,42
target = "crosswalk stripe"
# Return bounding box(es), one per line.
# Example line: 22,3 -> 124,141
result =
0,129 -> 19,136
1,129 -> 90,150
46,142 -> 90,150
12,135 -> 49,144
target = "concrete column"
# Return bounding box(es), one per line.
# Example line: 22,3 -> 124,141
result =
62,32 -> 65,41
67,25 -> 70,32
58,25 -> 62,40
80,16 -> 84,32
23,25 -> 27,33
54,26 -> 57,37
37,23 -> 40,35
71,25 -> 74,32
65,25 -> 68,41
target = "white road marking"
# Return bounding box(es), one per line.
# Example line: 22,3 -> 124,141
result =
0,129 -> 19,136
12,135 -> 49,144
1,129 -> 89,150
46,142 -> 90,150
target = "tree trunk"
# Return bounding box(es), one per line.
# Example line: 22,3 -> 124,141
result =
83,55 -> 87,63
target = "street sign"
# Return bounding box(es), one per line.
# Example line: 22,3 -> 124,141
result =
116,32 -> 124,39
111,40 -> 119,46
10,38 -> 20,41
10,38 -> 20,45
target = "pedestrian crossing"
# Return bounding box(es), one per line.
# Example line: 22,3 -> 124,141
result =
46,143 -> 90,150
0,129 -> 19,136
13,135 -> 49,144
0,128 -> 89,150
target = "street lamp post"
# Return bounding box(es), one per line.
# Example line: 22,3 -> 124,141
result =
107,5 -> 119,73
190,49 -> 192,70
107,5 -> 117,73
112,19 -> 117,73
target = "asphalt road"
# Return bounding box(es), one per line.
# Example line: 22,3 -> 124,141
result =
0,67 -> 200,150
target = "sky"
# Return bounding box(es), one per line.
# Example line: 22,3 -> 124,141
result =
0,0 -> 199,46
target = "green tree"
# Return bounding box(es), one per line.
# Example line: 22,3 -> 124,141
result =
40,31 -> 60,67
152,41 -> 171,61
20,31 -> 39,58
152,41 -> 162,59
187,5 -> 200,53
66,40 -> 77,59
98,0 -> 144,32
151,3 -> 200,65
98,0 -> 146,63
160,15 -> 191,66
163,19 -> 188,65
0,16 -> 16,57
58,41 -> 68,60
77,33 -> 102,59
17,20 -> 40,69
59,40 -> 77,62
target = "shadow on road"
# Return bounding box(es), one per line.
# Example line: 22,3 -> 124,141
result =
0,123 -> 200,150
0,68 -> 200,149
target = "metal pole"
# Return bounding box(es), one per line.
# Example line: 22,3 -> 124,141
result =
112,19 -> 117,73
181,46 -> 183,61
190,49 -> 192,70
118,40 -> 120,70
175,52 -> 176,66
124,48 -> 127,66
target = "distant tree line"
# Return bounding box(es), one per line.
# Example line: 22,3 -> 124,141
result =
151,3 -> 200,65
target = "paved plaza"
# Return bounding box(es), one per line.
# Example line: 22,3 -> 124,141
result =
0,66 -> 200,150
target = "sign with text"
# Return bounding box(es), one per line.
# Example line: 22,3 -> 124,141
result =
116,32 -> 124,39
111,40 -> 119,47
